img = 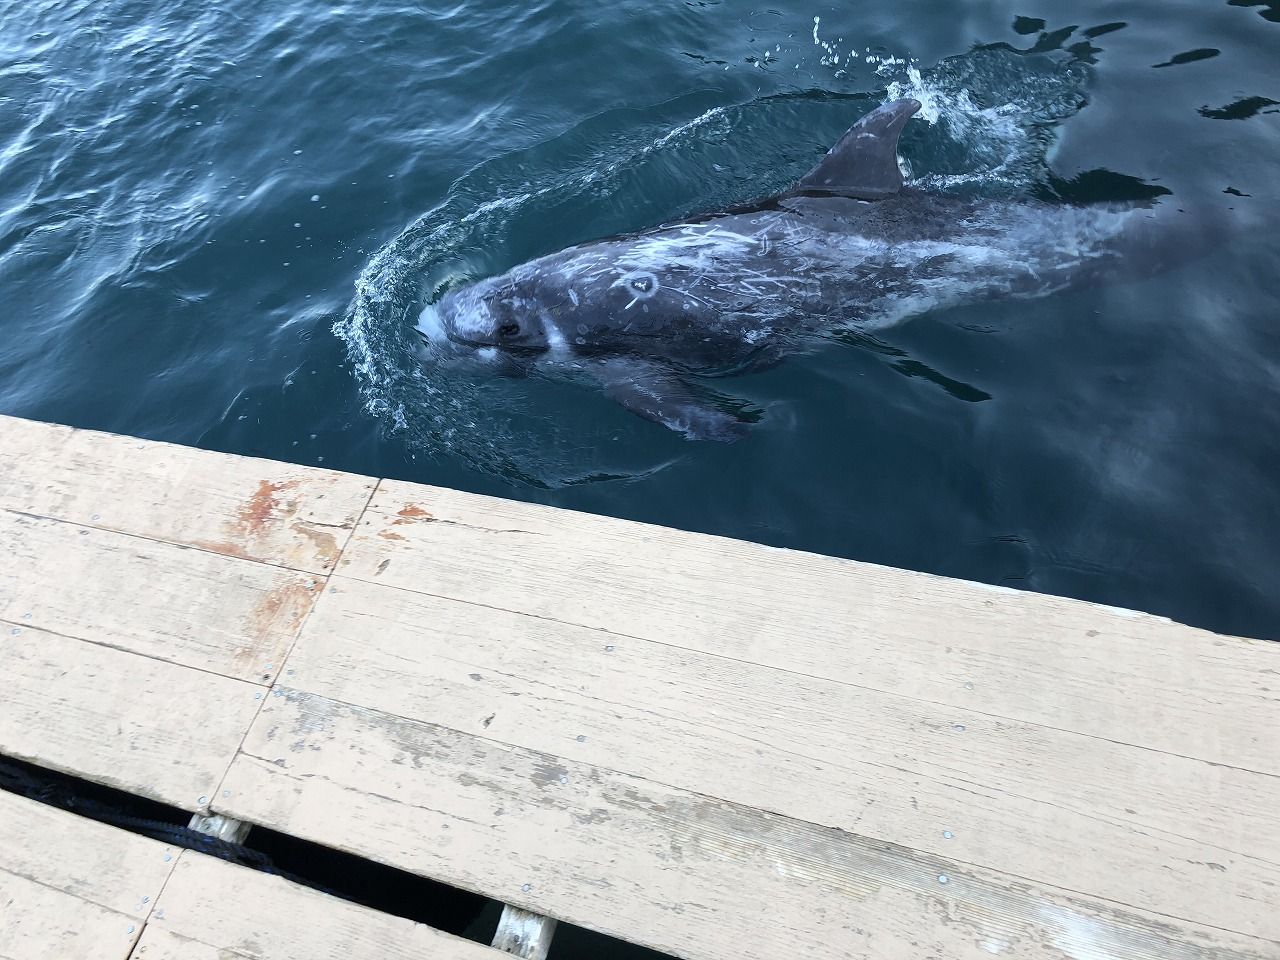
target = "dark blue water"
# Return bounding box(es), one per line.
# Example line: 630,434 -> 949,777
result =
2,0 -> 1277,641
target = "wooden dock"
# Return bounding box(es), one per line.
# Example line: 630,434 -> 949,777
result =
0,413 -> 1276,960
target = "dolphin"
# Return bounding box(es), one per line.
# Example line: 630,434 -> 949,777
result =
423,98 -> 1177,440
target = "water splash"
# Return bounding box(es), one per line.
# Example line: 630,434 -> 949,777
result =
883,46 -> 1089,193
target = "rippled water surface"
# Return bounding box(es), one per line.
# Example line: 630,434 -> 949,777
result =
2,0 -> 1278,643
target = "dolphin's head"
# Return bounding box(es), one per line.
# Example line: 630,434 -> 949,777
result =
434,277 -> 551,355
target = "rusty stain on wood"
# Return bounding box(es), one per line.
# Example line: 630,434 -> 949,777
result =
4,414 -> 1279,960
291,522 -> 339,566
242,579 -> 315,651
397,503 -> 433,520
238,479 -> 299,534
190,539 -> 256,562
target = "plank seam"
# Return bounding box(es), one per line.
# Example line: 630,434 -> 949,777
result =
0,821 -> 181,948
127,849 -> 206,952
311,575 -> 1280,780
0,505 -> 340,577
229,699 -> 1278,946
0,616 -> 271,689
204,480 -> 383,813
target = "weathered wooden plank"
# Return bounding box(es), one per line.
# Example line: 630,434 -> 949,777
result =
286,578 -> 1280,941
0,790 -> 176,919
0,510 -> 319,683
142,851 -> 503,960
338,481 -> 1280,774
0,415 -> 376,574
217,691 -> 1280,960
0,623 -> 262,810
0,791 -> 173,960
130,927 -> 226,960
0,870 -> 142,960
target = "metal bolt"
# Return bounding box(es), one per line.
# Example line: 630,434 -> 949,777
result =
521,883 -> 531,892
964,682 -> 974,690
937,874 -> 950,885
952,724 -> 966,732
576,735 -> 586,743
127,925 -> 136,934
92,514 -> 100,521
198,795 -> 208,805
605,645 -> 615,652
943,831 -> 953,839
141,896 -> 150,903
163,854 -> 172,862
559,775 -> 568,784
79,529 -> 89,536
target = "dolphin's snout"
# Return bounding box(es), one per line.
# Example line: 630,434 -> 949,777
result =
434,283 -> 551,355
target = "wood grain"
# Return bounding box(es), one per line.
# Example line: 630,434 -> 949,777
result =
0,870 -> 142,960
0,415 -> 375,574
336,480 -> 1280,775
287,578 -> 1280,941
0,622 -> 262,810
130,927 -> 226,960
145,851 -> 502,960
0,510 -> 319,683
0,791 -> 173,960
0,790 -> 176,919
217,691 -> 1279,960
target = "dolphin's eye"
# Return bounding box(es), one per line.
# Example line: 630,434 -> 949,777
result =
498,322 -> 520,337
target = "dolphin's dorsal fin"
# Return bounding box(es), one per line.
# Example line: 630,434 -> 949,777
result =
794,98 -> 921,200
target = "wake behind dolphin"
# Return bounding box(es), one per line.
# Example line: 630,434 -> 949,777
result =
423,97 -> 1171,440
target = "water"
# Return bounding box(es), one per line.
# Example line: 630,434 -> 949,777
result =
2,0 -> 1277,647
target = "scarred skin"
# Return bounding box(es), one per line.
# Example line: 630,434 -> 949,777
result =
425,99 -> 1184,440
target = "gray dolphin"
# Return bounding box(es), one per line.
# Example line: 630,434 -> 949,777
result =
425,98 -> 1176,440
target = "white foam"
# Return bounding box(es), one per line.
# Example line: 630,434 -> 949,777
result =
416,302 -> 447,342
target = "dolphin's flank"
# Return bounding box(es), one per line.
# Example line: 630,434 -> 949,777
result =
428,97 -> 1174,440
